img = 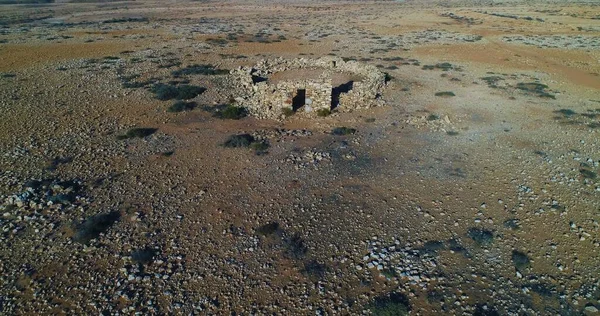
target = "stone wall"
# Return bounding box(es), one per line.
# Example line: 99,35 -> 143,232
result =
230,56 -> 387,120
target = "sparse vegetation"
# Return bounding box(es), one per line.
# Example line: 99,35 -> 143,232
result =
132,247 -> 158,265
504,218 -> 520,230
516,82 -> 555,99
423,62 -> 454,71
151,83 -> 206,101
422,240 -> 445,252
168,101 -> 196,112
512,250 -> 531,271
380,268 -> 397,279
555,109 -> 576,117
215,104 -> 247,119
427,114 -> 440,121
223,134 -> 255,148
332,127 -> 357,135
117,128 -> 158,140
250,141 -> 269,152
256,222 -> 280,236
316,108 -> 331,117
468,228 -> 494,245
368,292 -> 411,316
302,260 -> 327,279
435,91 -> 456,97
103,17 -> 149,24
282,107 -> 295,117
74,211 -> 120,244
580,169 -> 597,179
171,64 -> 228,77
285,233 -> 308,259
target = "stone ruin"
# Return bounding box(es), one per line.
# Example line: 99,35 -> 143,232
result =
229,56 -> 387,120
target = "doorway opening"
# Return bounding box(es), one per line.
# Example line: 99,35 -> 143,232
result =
292,89 -> 306,111
331,81 -> 353,110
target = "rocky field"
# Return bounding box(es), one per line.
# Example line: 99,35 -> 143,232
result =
0,0 -> 599,315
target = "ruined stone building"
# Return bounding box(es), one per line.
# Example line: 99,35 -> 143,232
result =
230,56 -> 387,120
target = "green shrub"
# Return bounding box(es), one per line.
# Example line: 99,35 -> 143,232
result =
172,64 -> 228,77
176,85 -> 206,100
282,107 -> 295,117
216,105 -> 247,119
132,247 -> 158,265
151,83 -> 206,100
74,211 -> 120,244
503,218 -> 520,230
256,222 -> 280,236
555,109 -> 576,117
368,292 -> 410,316
427,114 -> 440,121
580,169 -> 597,179
117,128 -> 158,140
285,233 -> 308,259
223,134 -> 255,148
468,228 -> 494,245
512,250 -> 530,271
331,127 -> 357,135
316,108 -> 331,117
435,91 -> 456,97
516,82 -> 556,99
250,141 -> 269,151
168,101 -> 196,112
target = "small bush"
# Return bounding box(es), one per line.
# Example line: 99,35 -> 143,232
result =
302,260 -> 327,279
151,83 -> 206,100
285,233 -> 308,259
282,107 -> 295,117
516,82 -> 548,92
223,134 -> 255,148
381,268 -> 397,279
117,128 -> 158,140
427,114 -> 440,121
172,64 -> 228,77
316,108 -> 331,117
215,105 -> 247,119
512,250 -> 531,271
580,169 -> 597,179
176,85 -> 206,100
250,141 -> 269,152
132,248 -> 158,265
422,240 -> 445,252
516,82 -> 556,99
74,211 -> 120,244
368,292 -> 410,316
332,127 -> 357,135
555,109 -> 576,117
256,222 -> 280,236
168,101 -> 196,112
503,218 -> 520,230
468,228 -> 494,245
446,130 -> 459,136
435,91 -> 456,97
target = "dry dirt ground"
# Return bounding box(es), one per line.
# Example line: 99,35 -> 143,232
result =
0,0 -> 599,315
